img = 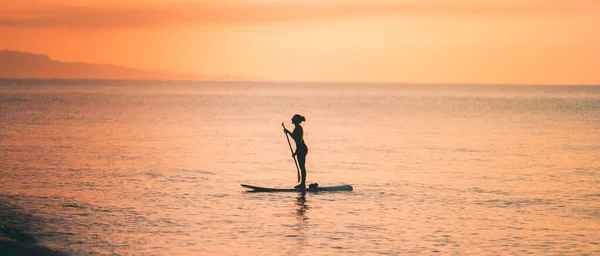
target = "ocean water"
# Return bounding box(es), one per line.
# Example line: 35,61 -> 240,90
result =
1,80 -> 599,255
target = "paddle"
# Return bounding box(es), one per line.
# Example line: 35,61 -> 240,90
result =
282,122 -> 301,183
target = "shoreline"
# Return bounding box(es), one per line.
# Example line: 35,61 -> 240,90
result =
0,225 -> 66,256
0,201 -> 67,256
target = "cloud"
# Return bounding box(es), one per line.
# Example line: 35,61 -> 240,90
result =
0,1 -> 598,29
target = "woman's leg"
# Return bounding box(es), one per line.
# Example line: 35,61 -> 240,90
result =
297,153 -> 307,186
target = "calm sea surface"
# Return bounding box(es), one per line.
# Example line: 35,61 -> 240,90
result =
1,80 -> 599,255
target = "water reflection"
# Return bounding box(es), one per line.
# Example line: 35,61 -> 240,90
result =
296,192 -> 308,222
293,192 -> 309,254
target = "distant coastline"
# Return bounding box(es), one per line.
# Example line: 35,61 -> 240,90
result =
0,50 -> 202,81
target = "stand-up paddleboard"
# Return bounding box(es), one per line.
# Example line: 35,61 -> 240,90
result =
241,184 -> 353,192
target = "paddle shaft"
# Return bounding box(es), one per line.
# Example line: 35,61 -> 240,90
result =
282,123 -> 301,183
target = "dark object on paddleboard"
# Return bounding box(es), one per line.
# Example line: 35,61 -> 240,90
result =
241,184 -> 353,192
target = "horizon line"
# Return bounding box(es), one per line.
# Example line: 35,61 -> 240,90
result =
1,77 -> 598,87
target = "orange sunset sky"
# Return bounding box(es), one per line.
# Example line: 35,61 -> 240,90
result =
1,0 -> 599,84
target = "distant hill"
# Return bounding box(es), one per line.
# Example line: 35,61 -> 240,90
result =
0,50 -> 202,80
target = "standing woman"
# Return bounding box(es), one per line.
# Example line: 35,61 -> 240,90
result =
284,114 -> 308,189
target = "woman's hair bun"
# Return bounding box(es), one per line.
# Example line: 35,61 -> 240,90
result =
292,114 -> 306,123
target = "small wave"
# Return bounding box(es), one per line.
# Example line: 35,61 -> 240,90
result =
61,203 -> 85,209
472,187 -> 510,195
573,208 -> 600,218
145,169 -> 166,178
170,169 -> 216,175
476,198 -> 553,208
66,168 -> 94,172
120,155 -> 140,161
209,193 -> 230,198
455,148 -> 480,152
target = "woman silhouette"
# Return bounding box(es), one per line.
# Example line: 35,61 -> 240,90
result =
284,114 -> 308,189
